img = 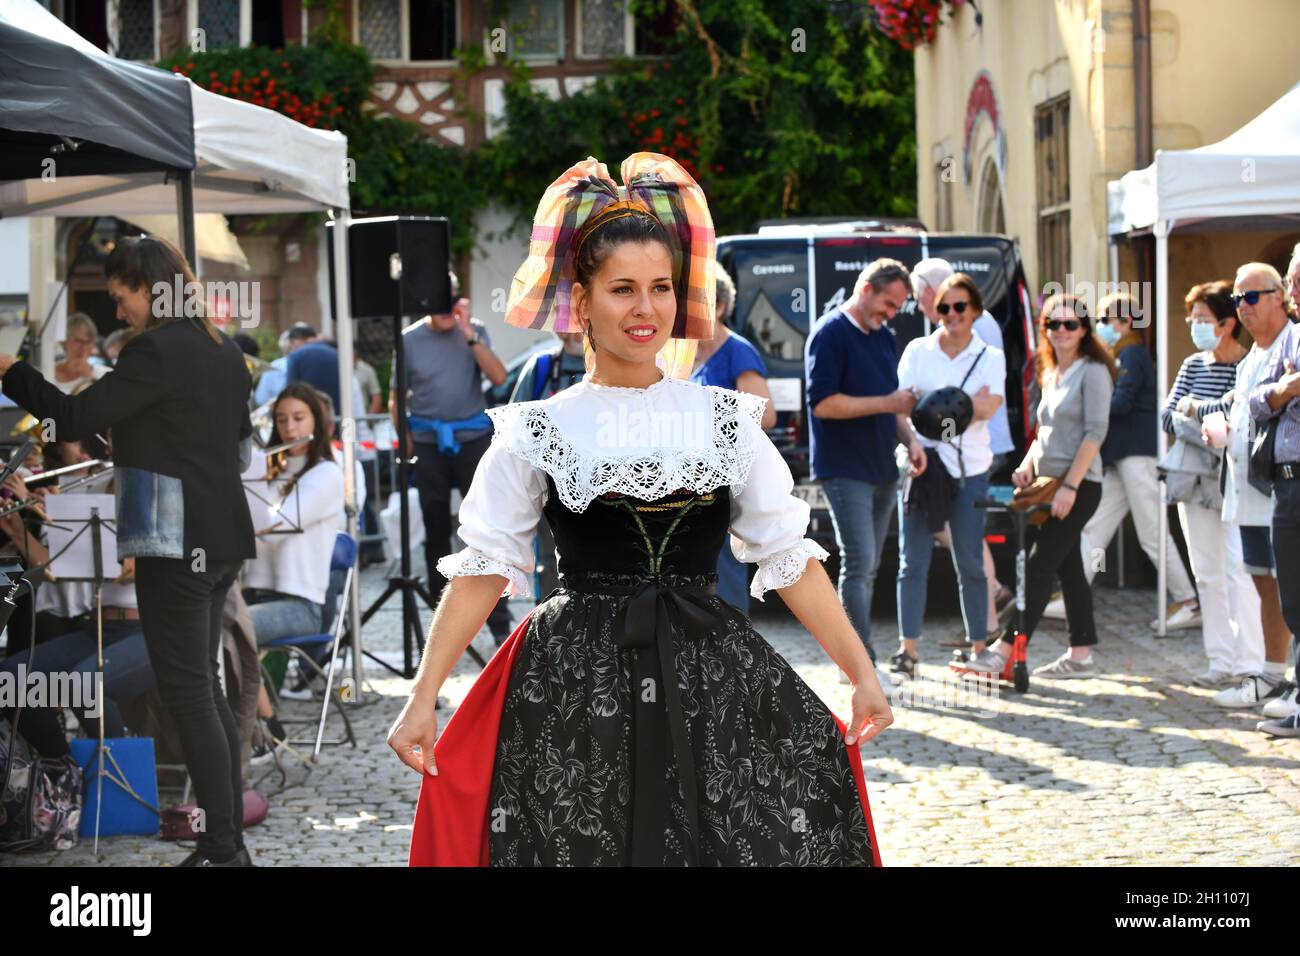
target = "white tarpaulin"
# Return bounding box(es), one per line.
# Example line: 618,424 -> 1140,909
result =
1108,81 -> 1300,235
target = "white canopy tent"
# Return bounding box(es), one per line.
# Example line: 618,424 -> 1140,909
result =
0,0 -> 365,692
1107,80 -> 1300,633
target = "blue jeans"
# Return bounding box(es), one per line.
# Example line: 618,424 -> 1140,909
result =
245,592 -> 325,647
0,620 -> 154,742
823,476 -> 899,662
715,543 -> 750,614
897,470 -> 990,643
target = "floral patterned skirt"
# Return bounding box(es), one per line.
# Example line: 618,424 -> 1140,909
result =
486,577 -> 877,867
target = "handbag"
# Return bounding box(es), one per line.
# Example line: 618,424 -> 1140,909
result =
0,717 -> 83,852
1010,475 -> 1061,526
1248,416 -> 1279,496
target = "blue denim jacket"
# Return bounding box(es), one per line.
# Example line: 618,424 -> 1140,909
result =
114,466 -> 185,559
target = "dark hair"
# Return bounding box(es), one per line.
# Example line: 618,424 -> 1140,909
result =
861,258 -> 911,294
287,324 -> 317,343
232,332 -> 260,358
573,212 -> 677,291
104,235 -> 222,344
269,383 -> 335,496
933,272 -> 984,316
1036,292 -> 1118,386
1185,280 -> 1242,339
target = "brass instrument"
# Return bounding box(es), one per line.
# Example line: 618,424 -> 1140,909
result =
262,436 -> 313,482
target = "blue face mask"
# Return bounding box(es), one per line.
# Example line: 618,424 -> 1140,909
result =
1095,322 -> 1121,347
1190,321 -> 1222,351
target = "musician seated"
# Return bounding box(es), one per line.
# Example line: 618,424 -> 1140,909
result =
243,384 -> 345,647
0,506 -> 154,757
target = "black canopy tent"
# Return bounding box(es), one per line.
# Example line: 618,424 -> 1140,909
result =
0,18 -> 200,259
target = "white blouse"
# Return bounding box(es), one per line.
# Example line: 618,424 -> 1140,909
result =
437,373 -> 828,602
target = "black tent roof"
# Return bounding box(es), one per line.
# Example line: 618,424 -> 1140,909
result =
0,18 -> 193,182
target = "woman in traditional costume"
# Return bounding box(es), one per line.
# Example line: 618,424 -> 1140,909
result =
390,153 -> 892,866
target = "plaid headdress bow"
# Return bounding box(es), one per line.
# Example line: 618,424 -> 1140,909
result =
505,152 -> 716,342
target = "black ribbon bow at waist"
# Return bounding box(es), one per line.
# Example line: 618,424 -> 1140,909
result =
565,573 -> 718,866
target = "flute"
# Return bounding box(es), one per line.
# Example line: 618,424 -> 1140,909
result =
0,465 -> 115,520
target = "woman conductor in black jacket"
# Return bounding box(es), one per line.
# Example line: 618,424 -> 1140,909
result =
0,236 -> 257,867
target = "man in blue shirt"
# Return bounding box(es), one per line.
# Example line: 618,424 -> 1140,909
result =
253,324 -> 315,407
805,258 -> 926,678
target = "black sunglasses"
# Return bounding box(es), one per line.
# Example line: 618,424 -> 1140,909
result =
1045,319 -> 1082,332
937,301 -> 970,315
1230,288 -> 1277,308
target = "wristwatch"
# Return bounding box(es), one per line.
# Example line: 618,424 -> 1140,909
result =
466,334 -> 483,348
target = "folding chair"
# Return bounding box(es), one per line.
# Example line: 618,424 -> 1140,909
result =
259,532 -> 359,762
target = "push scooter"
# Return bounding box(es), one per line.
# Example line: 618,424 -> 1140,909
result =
948,497 -> 1051,694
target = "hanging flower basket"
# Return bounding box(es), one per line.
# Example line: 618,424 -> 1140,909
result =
869,0 -> 968,51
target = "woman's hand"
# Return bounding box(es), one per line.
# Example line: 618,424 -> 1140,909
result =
906,439 -> 927,477
387,690 -> 441,775
2,473 -> 30,502
845,669 -> 893,746
0,354 -> 17,376
1051,484 -> 1077,519
115,557 -> 135,583
1012,465 -> 1034,489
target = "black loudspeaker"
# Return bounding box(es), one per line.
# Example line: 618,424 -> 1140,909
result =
326,216 -> 452,319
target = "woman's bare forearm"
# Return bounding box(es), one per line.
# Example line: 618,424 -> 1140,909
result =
1065,439 -> 1101,488
777,559 -> 878,681
410,574 -> 508,703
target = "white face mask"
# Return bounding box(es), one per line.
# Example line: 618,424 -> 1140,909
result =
1190,321 -> 1222,351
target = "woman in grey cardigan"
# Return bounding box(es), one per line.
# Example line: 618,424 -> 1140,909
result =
963,293 -> 1117,678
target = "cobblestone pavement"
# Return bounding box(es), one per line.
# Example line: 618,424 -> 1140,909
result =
5,561 -> 1297,866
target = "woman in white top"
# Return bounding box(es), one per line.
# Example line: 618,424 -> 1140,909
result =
242,382 -> 345,647
54,313 -> 111,395
892,273 -> 1005,680
390,152 -> 891,867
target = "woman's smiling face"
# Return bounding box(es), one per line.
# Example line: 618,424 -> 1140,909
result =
574,240 -> 677,365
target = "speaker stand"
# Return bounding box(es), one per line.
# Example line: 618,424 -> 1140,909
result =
360,287 -> 487,680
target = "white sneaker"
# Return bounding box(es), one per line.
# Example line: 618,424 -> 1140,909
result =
1151,601 -> 1201,632
1193,668 -> 1235,688
1212,675 -> 1288,710
1260,682 -> 1298,719
1032,651 -> 1097,679
1042,596 -> 1066,621
953,645 -> 1008,675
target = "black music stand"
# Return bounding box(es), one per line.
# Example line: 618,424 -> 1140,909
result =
44,495 -> 159,855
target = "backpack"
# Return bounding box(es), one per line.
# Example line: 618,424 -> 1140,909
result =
0,717 -> 83,852
531,348 -> 562,401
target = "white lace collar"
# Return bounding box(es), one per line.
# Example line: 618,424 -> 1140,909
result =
485,378 -> 768,512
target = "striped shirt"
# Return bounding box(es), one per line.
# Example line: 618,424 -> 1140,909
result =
1161,352 -> 1241,433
